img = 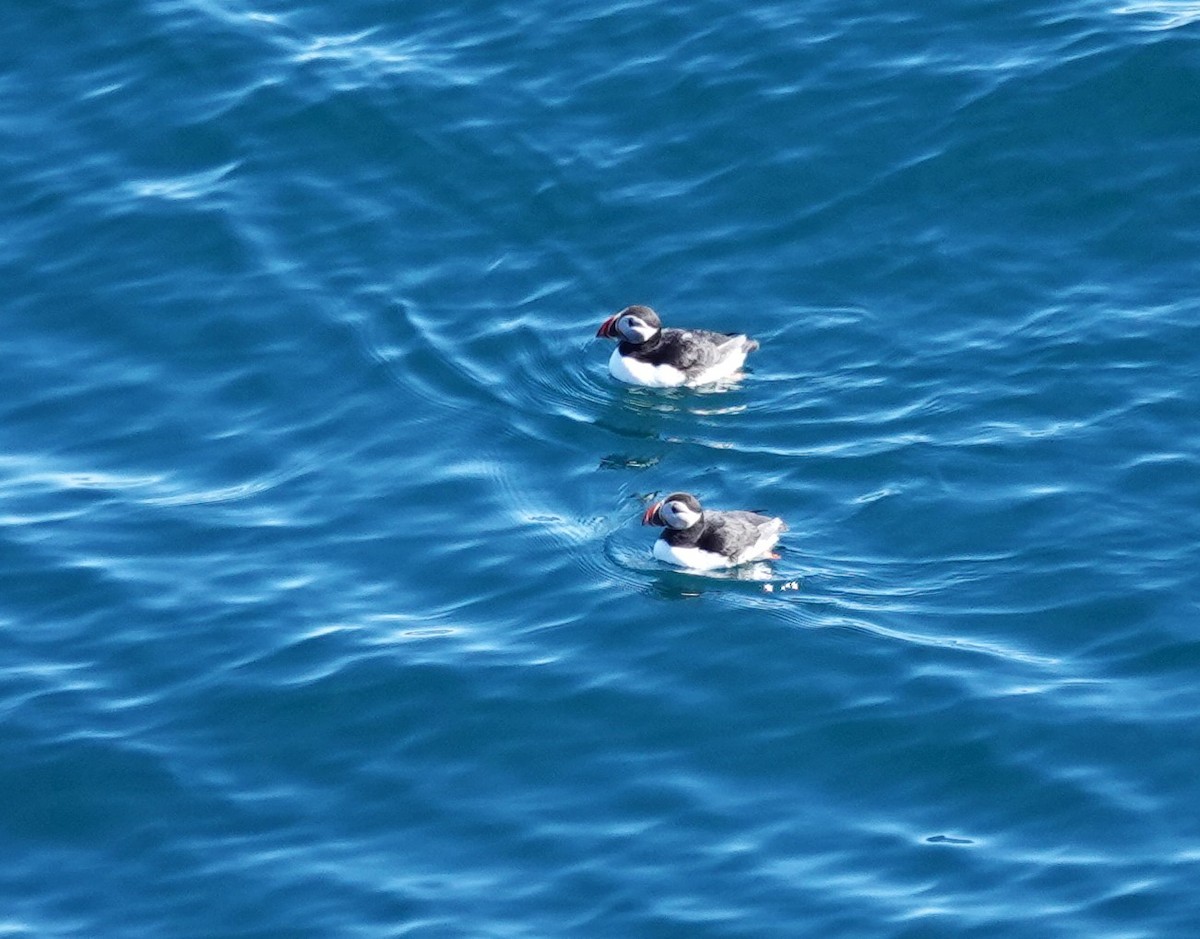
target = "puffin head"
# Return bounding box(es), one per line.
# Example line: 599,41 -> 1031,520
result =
596,305 -> 662,345
642,492 -> 703,530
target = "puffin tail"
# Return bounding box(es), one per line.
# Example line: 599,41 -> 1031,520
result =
721,333 -> 759,353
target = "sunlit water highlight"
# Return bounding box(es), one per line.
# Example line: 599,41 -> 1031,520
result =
2,0 -> 1199,936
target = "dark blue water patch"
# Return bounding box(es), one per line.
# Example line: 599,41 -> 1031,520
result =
4,0 -> 1200,935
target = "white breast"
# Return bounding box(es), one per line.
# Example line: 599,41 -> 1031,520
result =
653,539 -> 732,570
609,348 -> 688,387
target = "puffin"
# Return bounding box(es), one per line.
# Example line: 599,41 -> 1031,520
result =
642,492 -> 787,570
595,305 -> 759,387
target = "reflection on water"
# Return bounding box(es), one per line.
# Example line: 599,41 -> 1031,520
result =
4,0 -> 1198,934
599,453 -> 661,470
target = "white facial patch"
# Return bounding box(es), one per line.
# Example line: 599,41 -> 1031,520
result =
659,500 -> 702,530
617,315 -> 658,344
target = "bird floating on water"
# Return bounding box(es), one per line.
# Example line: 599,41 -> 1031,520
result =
596,305 -> 758,387
642,491 -> 787,570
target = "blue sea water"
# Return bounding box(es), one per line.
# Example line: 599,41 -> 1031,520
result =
3,0 -> 1200,935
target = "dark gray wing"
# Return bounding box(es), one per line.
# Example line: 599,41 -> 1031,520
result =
652,329 -> 755,377
698,510 -> 784,557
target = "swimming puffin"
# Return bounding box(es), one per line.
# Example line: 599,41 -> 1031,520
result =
595,305 -> 759,387
642,492 -> 787,570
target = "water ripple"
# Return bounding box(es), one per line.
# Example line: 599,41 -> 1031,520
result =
3,0 -> 1200,935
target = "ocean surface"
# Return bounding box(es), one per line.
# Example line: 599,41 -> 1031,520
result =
3,0 -> 1200,936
